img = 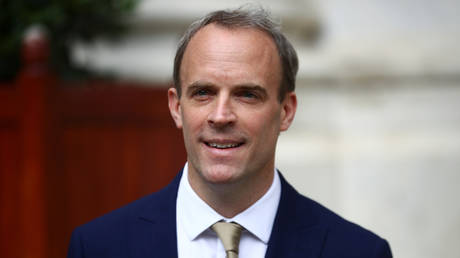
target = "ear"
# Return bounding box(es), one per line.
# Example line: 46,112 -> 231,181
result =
280,92 -> 297,132
168,87 -> 183,129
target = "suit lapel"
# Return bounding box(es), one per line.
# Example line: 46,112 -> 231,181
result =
136,171 -> 183,258
130,170 -> 328,258
265,173 -> 328,258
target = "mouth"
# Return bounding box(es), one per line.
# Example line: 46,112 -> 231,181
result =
203,138 -> 245,150
205,142 -> 244,149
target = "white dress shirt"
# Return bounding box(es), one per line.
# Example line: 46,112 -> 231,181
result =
176,163 -> 281,258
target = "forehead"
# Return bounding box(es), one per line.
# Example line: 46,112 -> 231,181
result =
180,23 -> 281,89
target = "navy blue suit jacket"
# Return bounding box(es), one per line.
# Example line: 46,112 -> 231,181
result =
68,171 -> 392,258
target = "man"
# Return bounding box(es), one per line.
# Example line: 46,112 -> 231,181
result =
68,6 -> 392,258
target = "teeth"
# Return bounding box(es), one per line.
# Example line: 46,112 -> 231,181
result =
208,142 -> 240,149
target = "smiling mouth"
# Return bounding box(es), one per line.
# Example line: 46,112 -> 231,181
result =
205,142 -> 244,149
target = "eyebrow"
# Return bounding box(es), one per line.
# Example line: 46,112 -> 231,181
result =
185,81 -> 215,96
234,84 -> 268,99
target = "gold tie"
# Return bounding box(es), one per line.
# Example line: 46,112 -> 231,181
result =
211,221 -> 244,258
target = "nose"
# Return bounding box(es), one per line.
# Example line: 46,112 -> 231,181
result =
207,94 -> 236,128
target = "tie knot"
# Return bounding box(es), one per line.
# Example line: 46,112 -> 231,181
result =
211,221 -> 244,256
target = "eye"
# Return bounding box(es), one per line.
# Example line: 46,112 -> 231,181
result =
191,88 -> 213,101
195,89 -> 209,96
236,90 -> 260,102
241,91 -> 257,98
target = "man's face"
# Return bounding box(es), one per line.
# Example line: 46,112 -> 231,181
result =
168,24 -> 296,190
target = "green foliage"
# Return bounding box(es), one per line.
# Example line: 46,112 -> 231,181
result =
0,0 -> 139,81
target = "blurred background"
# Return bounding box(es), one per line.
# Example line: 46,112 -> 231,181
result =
1,0 -> 459,257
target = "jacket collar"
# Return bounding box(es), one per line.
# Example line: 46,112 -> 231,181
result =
265,172 -> 328,258
137,170 -> 183,258
135,170 -> 328,258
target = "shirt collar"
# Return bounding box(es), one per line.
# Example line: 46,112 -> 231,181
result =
177,164 -> 223,240
176,163 -> 281,244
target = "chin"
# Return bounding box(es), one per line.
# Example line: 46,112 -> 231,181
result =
201,164 -> 242,185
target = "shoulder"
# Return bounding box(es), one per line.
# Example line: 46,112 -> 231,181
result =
67,173 -> 180,258
300,195 -> 391,256
73,191 -> 158,234
77,173 -> 178,232
278,175 -> 392,257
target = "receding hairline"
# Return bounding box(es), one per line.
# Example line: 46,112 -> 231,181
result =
179,22 -> 283,91
179,23 -> 283,92
173,6 -> 298,102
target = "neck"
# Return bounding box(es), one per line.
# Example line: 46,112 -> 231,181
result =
187,166 -> 274,218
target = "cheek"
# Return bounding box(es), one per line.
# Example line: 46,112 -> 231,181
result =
181,107 -> 206,134
244,109 -> 281,139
